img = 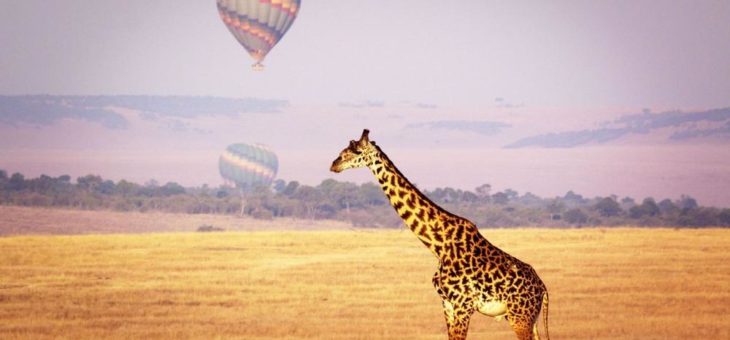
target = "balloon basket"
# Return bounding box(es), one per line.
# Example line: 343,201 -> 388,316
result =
251,62 -> 264,71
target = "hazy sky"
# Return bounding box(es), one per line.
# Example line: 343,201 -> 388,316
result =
2,1 -> 729,108
2,1 -> 730,206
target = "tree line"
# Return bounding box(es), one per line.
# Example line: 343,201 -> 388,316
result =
1,169 -> 729,228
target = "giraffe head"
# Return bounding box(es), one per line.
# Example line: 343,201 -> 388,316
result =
330,129 -> 377,173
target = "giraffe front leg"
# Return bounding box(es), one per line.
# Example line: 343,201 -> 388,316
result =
442,300 -> 473,340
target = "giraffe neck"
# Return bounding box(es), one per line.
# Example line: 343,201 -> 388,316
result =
367,147 -> 455,258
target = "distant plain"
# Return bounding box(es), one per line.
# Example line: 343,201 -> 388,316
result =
0,207 -> 728,339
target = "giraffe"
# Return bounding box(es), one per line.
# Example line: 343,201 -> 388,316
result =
330,129 -> 549,340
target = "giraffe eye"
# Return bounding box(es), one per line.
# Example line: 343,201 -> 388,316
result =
348,140 -> 360,153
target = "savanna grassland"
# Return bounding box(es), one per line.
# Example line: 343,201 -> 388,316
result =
0,208 -> 729,339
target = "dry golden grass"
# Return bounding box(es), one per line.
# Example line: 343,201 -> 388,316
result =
1,213 -> 729,339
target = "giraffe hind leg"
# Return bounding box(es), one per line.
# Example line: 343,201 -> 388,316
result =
512,325 -> 535,340
532,321 -> 541,340
511,327 -> 533,340
509,317 -> 538,340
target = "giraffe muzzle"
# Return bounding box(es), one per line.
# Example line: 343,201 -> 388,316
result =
330,159 -> 342,173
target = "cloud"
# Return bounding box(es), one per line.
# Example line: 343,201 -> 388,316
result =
414,102 -> 438,109
407,120 -> 511,136
506,107 -> 730,148
338,100 -> 436,110
0,95 -> 129,129
66,95 -> 289,116
610,107 -> 730,130
494,97 -> 524,109
670,121 -> 730,140
506,129 -> 629,148
0,95 -> 290,130
156,118 -> 211,134
338,100 -> 385,108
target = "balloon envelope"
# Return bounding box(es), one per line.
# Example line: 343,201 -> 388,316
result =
216,0 -> 301,69
219,143 -> 278,191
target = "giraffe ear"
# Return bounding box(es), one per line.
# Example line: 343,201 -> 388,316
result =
358,129 -> 370,145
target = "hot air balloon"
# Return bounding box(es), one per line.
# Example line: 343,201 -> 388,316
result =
216,0 -> 301,70
219,143 -> 278,216
219,143 -> 279,191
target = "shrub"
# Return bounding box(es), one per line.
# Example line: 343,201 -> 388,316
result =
564,208 -> 589,224
251,208 -> 274,220
197,225 -> 225,232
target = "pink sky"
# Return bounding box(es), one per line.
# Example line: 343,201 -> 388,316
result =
1,104 -> 729,206
1,1 -> 729,206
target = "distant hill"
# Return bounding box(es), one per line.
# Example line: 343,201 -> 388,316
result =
506,107 -> 730,148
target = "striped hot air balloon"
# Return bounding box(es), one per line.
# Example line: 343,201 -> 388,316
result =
216,0 -> 301,70
219,143 -> 279,192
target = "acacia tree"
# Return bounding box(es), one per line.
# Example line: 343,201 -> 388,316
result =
718,209 -> 730,226
7,173 -> 26,191
658,199 -> 679,215
332,182 -> 360,213
678,195 -> 698,210
595,197 -> 622,217
359,182 -> 387,206
475,183 -> 492,200
629,198 -> 660,219
564,208 -> 588,224
77,175 -> 103,192
292,185 -> 322,219
492,192 -> 509,205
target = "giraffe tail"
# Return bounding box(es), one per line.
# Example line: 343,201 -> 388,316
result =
541,290 -> 550,340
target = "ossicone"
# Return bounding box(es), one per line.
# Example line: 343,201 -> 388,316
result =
359,129 -> 370,144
